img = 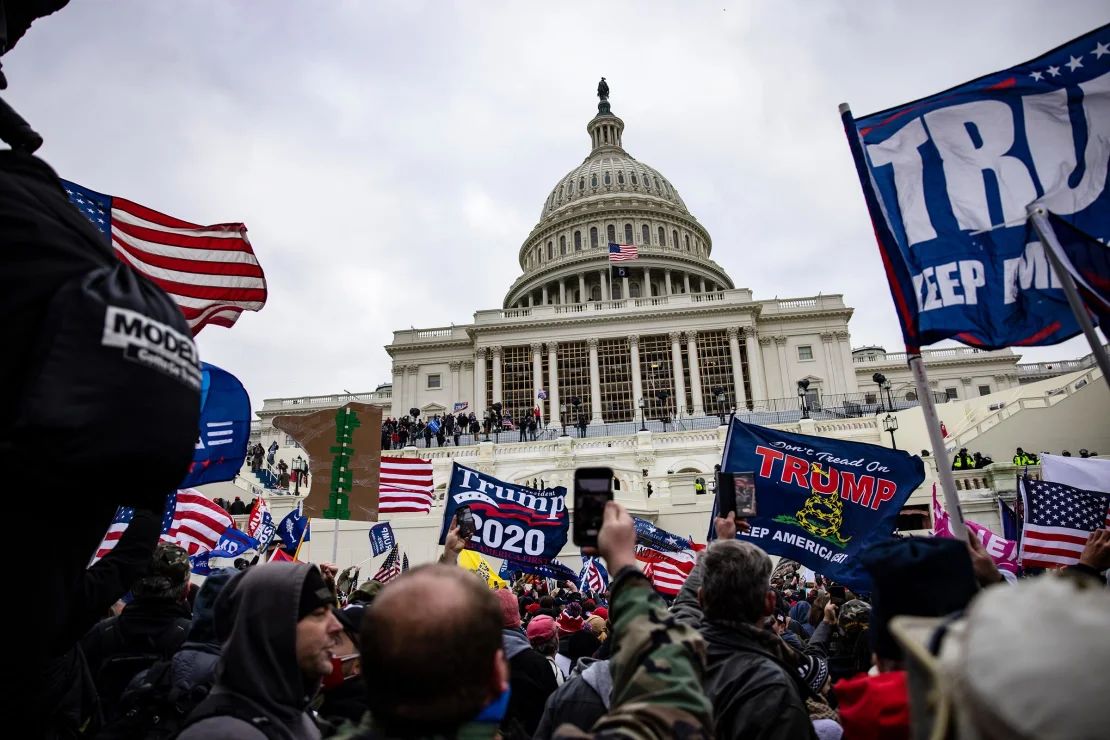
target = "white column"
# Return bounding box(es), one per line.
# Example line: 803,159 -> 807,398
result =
621,274 -> 630,300
820,333 -> 842,395
686,330 -> 704,415
665,270 -> 673,295
491,345 -> 503,405
531,343 -> 544,424
449,361 -> 462,407
473,349 -> 487,414
683,273 -> 692,294
391,367 -> 405,417
643,266 -> 652,297
462,360 -> 474,410
588,337 -> 603,422
406,364 -> 420,415
629,334 -> 643,417
559,279 -> 566,305
836,331 -> 859,393
528,293 -> 534,307
541,285 -> 548,305
669,331 -> 686,417
578,274 -> 586,303
775,336 -> 790,396
599,270 -> 609,301
547,341 -> 560,427
727,327 -> 747,409
699,277 -> 706,292
744,328 -> 767,406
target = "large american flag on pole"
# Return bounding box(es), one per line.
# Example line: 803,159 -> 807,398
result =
62,180 -> 267,334
608,242 -> 638,262
636,546 -> 696,596
379,457 -> 435,514
160,489 -> 236,555
1018,477 -> 1110,569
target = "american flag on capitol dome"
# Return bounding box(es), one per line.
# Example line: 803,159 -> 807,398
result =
62,180 -> 267,334
608,242 -> 638,262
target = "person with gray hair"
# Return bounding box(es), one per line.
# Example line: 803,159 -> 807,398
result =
672,513 -> 817,740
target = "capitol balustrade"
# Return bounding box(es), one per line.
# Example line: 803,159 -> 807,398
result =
261,389 -> 393,413
851,346 -> 1015,365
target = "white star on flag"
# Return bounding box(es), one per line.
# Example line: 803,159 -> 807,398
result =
1093,41 -> 1109,59
1066,55 -> 1084,72
1030,71 -> 1044,81
1047,65 -> 1061,77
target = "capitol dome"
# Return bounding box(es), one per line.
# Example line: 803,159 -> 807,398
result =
504,82 -> 734,308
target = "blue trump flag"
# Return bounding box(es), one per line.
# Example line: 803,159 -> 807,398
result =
499,558 -> 578,584
278,504 -> 310,552
439,463 -> 568,566
180,362 -> 252,489
369,522 -> 396,557
209,528 -> 260,559
842,25 -> 1109,351
633,517 -> 693,552
578,556 -> 610,594
718,420 -> 925,590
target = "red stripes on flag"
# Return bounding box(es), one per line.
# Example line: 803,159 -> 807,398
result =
637,547 -> 696,596
109,197 -> 266,334
379,457 -> 435,514
162,490 -> 235,555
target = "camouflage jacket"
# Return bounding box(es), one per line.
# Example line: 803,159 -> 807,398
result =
330,568 -> 711,740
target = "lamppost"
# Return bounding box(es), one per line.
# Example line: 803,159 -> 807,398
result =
292,455 -> 303,495
883,413 -> 899,450
656,390 -> 670,431
638,397 -> 648,432
871,373 -> 888,412
797,379 -> 811,420
883,378 -> 894,411
559,403 -> 568,436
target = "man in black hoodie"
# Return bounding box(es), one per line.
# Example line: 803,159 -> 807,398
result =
178,562 -> 342,739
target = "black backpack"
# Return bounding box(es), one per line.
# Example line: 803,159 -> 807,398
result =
89,615 -> 190,720
96,658 -> 207,740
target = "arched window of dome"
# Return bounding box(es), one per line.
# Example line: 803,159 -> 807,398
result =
547,241 -> 553,260
579,177 -> 585,191
604,172 -> 612,186
603,128 -> 609,144
590,227 -> 598,248
654,176 -> 661,190
684,234 -> 691,251
560,235 -> 567,255
631,172 -> 638,186
617,172 -> 625,185
574,231 -> 582,251
672,229 -> 679,249
607,224 -> 616,244
624,223 -> 633,244
641,224 -> 650,245
591,174 -> 598,188
559,184 -> 564,200
590,285 -> 601,301
612,282 -> 622,299
658,226 -> 665,246
630,281 -> 641,298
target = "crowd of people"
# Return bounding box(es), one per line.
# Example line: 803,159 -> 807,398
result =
28,497 -> 1108,739
950,445 -> 1101,470
380,408 -> 556,450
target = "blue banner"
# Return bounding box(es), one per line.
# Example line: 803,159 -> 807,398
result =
844,26 -> 1109,350
633,517 -> 693,552
718,420 -> 925,590
439,463 -> 568,566
578,556 -> 610,594
209,528 -> 259,559
499,558 -> 579,583
278,504 -> 310,552
369,522 -> 396,557
180,362 -> 252,488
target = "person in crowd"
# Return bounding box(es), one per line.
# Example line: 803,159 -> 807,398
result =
1079,448 -> 1091,458
315,604 -> 368,732
566,629 -> 601,674
554,604 -> 585,676
519,416 -> 528,442
229,496 -> 247,515
972,451 -> 994,468
939,421 -> 948,438
334,501 -> 712,738
453,423 -> 463,446
809,598 -> 873,684
423,422 -> 433,448
436,423 -> 446,447
82,542 -> 193,721
576,415 -> 588,438
585,613 -> 608,643
671,512 -> 816,739
1013,447 -> 1036,465
532,653 -> 612,740
278,459 -> 290,488
178,562 -> 342,739
951,448 -> 974,470
493,588 -> 558,736
526,615 -> 565,687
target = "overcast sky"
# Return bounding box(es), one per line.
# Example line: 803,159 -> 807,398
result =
7,2 -> 1108,407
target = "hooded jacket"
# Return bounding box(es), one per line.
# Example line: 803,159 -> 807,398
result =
533,657 -> 613,739
501,627 -> 558,736
178,563 -> 326,740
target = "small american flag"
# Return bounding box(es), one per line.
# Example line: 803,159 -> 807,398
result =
380,457 -> 435,514
608,242 -> 638,262
1019,477 -> 1110,569
161,489 -> 236,555
62,180 -> 267,334
372,545 -> 409,584
90,506 -> 135,564
578,556 -> 609,594
637,547 -> 696,596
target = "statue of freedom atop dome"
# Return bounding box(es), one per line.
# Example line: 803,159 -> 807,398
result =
597,77 -> 609,101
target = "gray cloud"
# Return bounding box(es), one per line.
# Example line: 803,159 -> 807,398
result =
5,1 -> 1106,404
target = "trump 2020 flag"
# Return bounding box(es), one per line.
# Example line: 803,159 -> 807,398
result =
179,362 -> 252,489
720,419 -> 925,590
439,463 -> 568,566
842,25 -> 1110,350
369,522 -> 396,557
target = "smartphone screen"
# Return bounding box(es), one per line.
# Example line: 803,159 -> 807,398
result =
456,505 -> 476,539
829,585 -> 846,604
573,467 -> 613,547
716,471 -> 758,519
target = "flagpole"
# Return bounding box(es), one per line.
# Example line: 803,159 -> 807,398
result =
909,355 -> 968,540
1027,206 -> 1110,392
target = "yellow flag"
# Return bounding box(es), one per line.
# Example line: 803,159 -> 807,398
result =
458,550 -> 509,589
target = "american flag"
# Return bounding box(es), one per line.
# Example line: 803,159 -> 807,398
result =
578,556 -> 609,594
372,545 -> 409,584
608,242 -> 638,262
379,457 -> 435,514
62,180 -> 267,334
1019,477 -> 1110,569
91,506 -> 135,564
160,489 -> 236,555
637,547 -> 696,596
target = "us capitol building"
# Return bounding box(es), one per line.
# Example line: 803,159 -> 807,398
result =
243,83 -> 1106,567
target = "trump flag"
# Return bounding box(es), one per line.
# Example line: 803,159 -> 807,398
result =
843,25 -> 1110,350
720,420 -> 925,590
179,362 -> 252,489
